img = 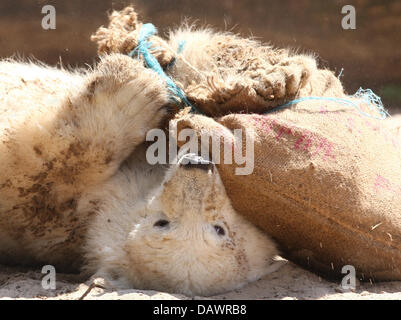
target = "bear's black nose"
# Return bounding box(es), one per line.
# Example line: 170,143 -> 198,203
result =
179,153 -> 214,172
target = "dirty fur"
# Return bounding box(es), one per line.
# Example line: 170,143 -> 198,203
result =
0,54 -> 279,296
91,6 -> 346,116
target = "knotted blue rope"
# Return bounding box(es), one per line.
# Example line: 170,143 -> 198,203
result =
129,23 -> 196,112
266,88 -> 390,120
129,24 -> 388,120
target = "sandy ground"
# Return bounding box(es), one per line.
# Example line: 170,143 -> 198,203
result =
1,261 -> 400,300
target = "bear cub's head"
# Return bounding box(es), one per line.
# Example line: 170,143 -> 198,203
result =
86,154 -> 279,296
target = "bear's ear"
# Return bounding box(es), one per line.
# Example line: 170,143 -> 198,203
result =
83,73 -> 110,103
86,77 -> 100,98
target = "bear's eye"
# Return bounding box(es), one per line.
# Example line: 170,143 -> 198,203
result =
214,225 -> 225,236
154,219 -> 169,228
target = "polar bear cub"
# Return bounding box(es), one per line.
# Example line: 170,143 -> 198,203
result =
0,54 -> 278,296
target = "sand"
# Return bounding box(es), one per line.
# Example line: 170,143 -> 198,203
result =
1,260 -> 400,300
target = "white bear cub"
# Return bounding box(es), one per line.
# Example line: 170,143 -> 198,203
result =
0,54 -> 279,296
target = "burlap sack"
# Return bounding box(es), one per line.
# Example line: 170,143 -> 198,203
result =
173,102 -> 401,281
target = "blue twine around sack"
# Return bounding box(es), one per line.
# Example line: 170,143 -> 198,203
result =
129,23 -> 197,112
266,88 -> 390,120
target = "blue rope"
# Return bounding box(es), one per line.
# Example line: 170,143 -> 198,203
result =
129,23 -> 196,112
129,25 -> 388,120
177,40 -> 186,54
266,88 -> 390,120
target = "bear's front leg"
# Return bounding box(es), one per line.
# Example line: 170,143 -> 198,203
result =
66,53 -> 171,184
0,54 -> 170,210
47,53 -> 171,189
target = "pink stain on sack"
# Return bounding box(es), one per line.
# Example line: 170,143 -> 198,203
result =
251,115 -> 336,161
320,106 -> 399,149
252,115 -> 276,134
374,175 -> 401,196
